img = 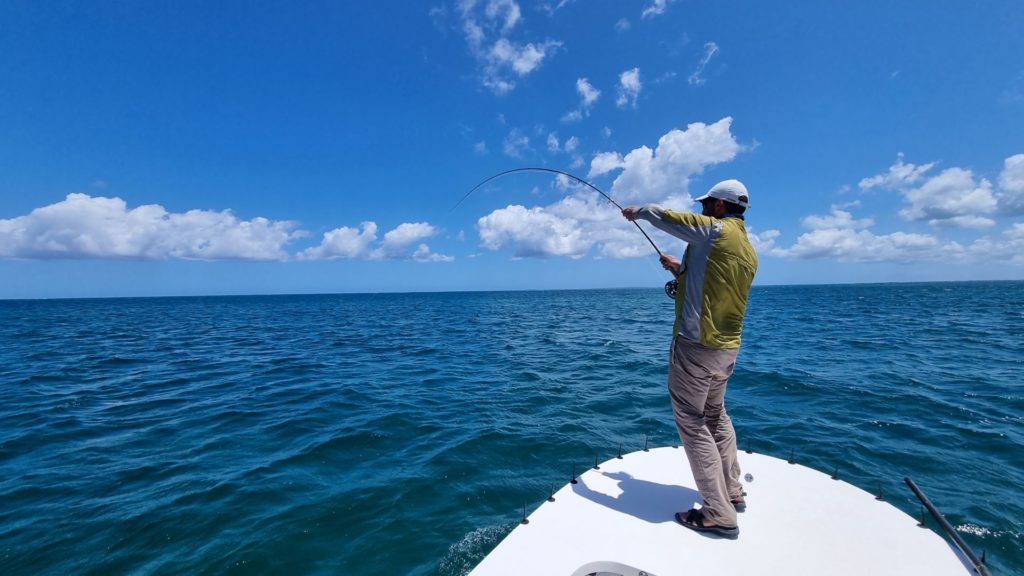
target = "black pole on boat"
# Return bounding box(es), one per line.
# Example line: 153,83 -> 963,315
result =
904,477 -> 992,576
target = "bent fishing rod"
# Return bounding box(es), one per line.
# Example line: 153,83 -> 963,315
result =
454,167 -> 663,258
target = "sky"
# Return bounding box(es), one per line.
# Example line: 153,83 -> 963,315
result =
1,0 -> 1022,298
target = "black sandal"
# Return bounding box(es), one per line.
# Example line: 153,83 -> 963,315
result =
674,508 -> 739,539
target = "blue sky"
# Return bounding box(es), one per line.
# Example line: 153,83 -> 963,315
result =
1,0 -> 1022,298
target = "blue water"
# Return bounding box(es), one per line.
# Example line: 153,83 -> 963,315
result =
1,283 -> 1021,575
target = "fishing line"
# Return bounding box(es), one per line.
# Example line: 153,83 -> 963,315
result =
454,167 -> 663,258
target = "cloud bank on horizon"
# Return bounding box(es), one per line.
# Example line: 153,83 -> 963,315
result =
0,195 -> 451,263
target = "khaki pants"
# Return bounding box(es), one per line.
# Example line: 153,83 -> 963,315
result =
668,337 -> 743,527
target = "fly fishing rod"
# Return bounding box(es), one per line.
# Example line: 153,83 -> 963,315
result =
455,167 -> 679,299
454,167 -> 663,258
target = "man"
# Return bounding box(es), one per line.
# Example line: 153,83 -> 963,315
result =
622,179 -> 757,539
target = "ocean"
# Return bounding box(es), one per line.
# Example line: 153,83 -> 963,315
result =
1,282 -> 1021,575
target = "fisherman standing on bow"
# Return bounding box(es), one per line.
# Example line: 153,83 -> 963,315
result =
622,179 -> 757,539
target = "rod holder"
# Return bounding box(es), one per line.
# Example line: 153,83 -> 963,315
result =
787,450 -> 795,464
571,464 -> 578,485
831,465 -> 839,480
643,435 -> 649,452
617,443 -> 623,459
547,485 -> 555,502
875,483 -> 884,501
521,503 -> 529,525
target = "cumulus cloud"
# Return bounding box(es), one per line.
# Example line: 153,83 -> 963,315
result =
899,167 -> 996,225
747,229 -> 780,254
299,221 -> 451,262
477,203 -> 590,258
0,193 -> 300,260
967,223 -> 1024,264
687,42 -> 720,86
476,119 -> 744,259
456,0 -> 561,94
772,228 -> 959,262
860,154 -> 997,228
859,153 -> 936,191
642,0 -> 674,18
616,67 -> 642,108
298,222 -> 378,261
998,153 -> 1024,214
764,201 -> 964,263
596,117 -> 742,203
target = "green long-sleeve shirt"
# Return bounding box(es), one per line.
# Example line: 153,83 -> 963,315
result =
636,205 -> 758,349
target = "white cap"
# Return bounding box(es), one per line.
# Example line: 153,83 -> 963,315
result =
695,179 -> 750,208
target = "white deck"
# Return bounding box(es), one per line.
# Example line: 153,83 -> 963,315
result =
470,447 -> 972,576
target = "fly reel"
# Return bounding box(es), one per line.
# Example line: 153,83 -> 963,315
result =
664,279 -> 678,299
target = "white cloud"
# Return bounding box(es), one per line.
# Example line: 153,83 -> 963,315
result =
642,0 -> 674,18
588,151 -> 624,178
687,42 -> 720,86
561,110 -> 583,122
546,132 -> 560,152
929,215 -> 995,229
381,222 -> 438,251
577,77 -> 601,107
998,153 -> 1024,214
859,153 -> 936,191
300,221 -> 451,262
772,228 -> 959,262
967,223 -> 1024,264
539,0 -> 574,16
747,229 -> 780,254
600,117 -> 742,203
899,167 -> 996,224
456,0 -> 561,94
475,120 -> 744,259
616,67 -> 642,108
546,133 -> 583,167
503,128 -> 531,158
765,201 -> 962,262
413,243 -> 455,262
860,154 -> 998,228
299,221 -> 378,260
562,77 -> 601,123
615,18 -> 631,32
801,206 -> 874,230
477,203 -> 590,258
0,193 -> 299,260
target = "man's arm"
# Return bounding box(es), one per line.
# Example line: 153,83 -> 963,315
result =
622,205 -> 715,244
